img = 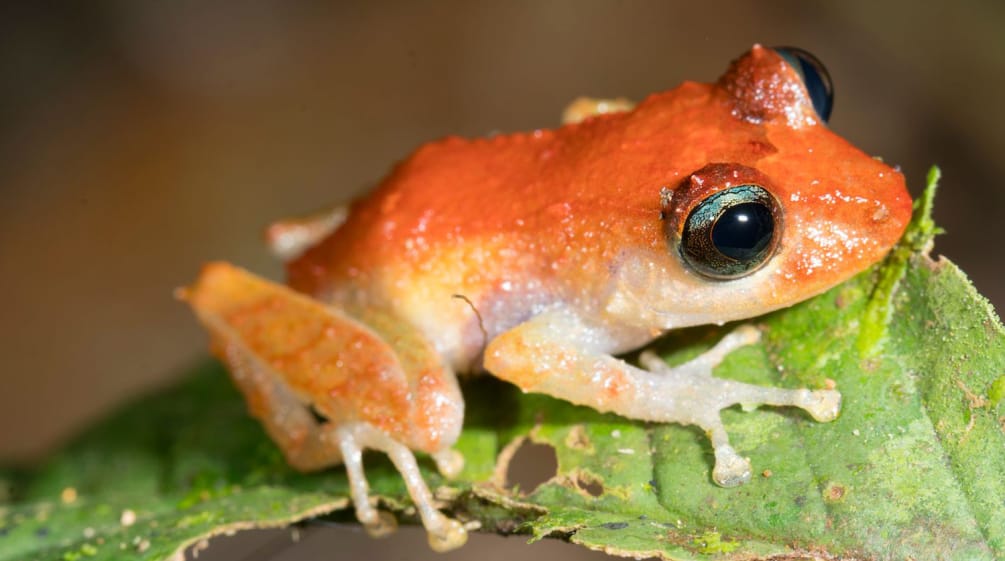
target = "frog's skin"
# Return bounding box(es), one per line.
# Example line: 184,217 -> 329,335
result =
183,45 -> 911,551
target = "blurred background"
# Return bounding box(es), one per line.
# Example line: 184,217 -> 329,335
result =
1,1 -> 1003,559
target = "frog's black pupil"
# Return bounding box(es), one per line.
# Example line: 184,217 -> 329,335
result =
678,184 -> 779,280
711,202 -> 774,261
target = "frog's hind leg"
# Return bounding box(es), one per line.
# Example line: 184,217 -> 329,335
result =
217,339 -> 343,472
265,203 -> 348,259
221,336 -> 463,549
219,340 -> 408,539
181,262 -> 467,551
210,312 -> 394,528
221,341 -> 441,542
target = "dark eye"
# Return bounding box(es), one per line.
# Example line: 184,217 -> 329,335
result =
774,46 -> 834,123
680,185 -> 779,279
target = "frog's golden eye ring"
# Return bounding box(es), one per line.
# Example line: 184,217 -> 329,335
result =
774,47 -> 833,122
680,185 -> 780,280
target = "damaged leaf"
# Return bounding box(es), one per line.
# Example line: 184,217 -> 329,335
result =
2,168 -> 1003,560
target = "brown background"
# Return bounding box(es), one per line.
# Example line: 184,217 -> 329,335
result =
2,1 -> 1003,559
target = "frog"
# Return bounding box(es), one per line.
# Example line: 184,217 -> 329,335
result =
181,45 -> 912,551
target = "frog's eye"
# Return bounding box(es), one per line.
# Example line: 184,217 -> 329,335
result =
680,185 -> 779,280
774,47 -> 834,122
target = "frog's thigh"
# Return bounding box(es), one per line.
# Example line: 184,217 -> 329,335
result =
484,311 -> 840,487
265,203 -> 348,259
185,262 -> 463,452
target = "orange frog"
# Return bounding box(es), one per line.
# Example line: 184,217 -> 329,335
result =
182,46 -> 911,550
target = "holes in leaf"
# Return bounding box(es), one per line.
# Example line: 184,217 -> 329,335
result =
501,438 -> 558,495
573,472 -> 604,497
564,424 -> 593,452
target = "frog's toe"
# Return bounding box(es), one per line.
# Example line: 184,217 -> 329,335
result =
712,445 -> 752,487
730,324 -> 762,345
801,389 -> 842,422
363,510 -> 398,539
432,448 -> 464,479
427,517 -> 468,552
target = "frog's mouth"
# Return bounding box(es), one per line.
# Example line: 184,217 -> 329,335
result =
605,249 -> 778,332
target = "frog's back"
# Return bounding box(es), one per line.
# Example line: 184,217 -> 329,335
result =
290,123 -> 639,295
288,80 -> 743,305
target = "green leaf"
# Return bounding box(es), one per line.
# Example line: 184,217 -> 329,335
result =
3,167 -> 1003,560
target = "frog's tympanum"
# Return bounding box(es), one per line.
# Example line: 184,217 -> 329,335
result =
182,46 -> 911,550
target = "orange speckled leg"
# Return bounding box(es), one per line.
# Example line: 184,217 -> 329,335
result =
181,262 -> 466,551
217,339 -> 342,471
484,310 -> 840,487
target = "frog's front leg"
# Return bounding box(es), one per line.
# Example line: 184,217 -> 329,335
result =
483,310 -> 840,487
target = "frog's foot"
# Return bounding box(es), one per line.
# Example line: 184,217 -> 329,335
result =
334,422 -> 467,552
711,435 -> 752,487
639,325 -> 841,487
798,388 -> 842,422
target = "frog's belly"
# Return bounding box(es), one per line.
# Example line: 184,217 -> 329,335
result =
385,268 -> 559,374
318,234 -> 619,372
